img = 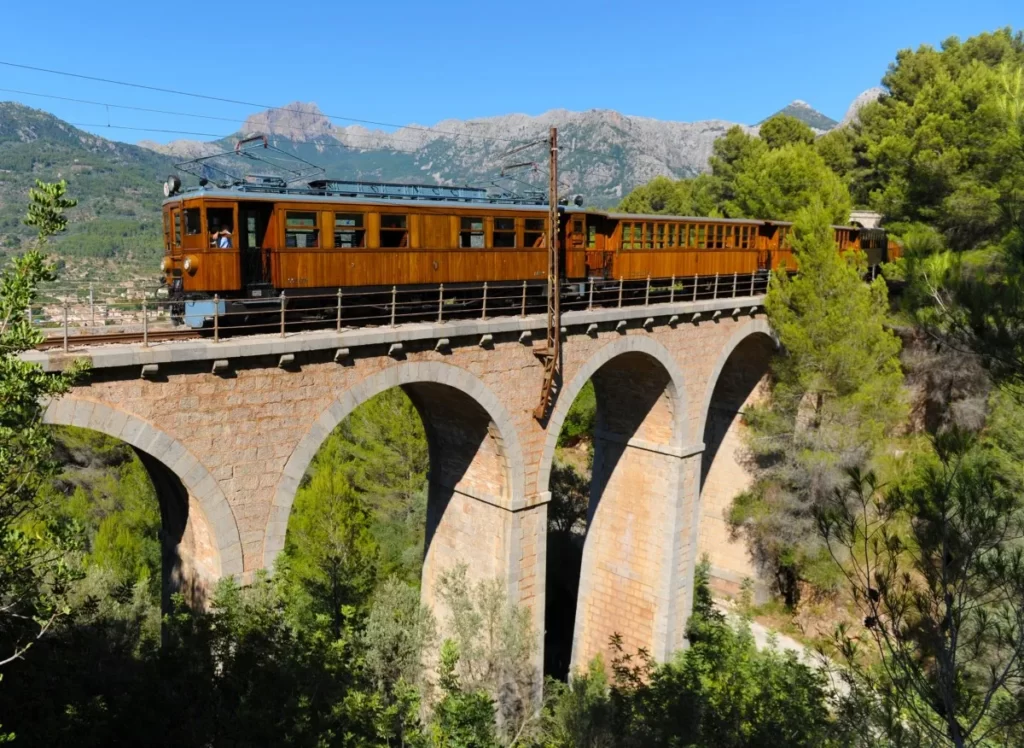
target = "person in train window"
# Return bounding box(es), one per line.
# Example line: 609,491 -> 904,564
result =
218,229 -> 232,248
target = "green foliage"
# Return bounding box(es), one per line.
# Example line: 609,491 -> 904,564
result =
430,640 -> 500,748
731,143 -> 852,223
281,465 -> 378,636
436,564 -> 539,743
540,562 -> 848,747
556,379 -> 596,447
619,117 -> 851,223
0,183 -> 88,668
758,114 -> 816,150
313,388 -> 429,585
819,431 -> 1024,746
731,201 -> 904,605
848,29 -> 1024,251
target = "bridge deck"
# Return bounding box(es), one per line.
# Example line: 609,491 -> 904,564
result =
24,293 -> 765,372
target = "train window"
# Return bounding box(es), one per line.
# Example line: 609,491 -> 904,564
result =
697,225 -> 706,249
334,213 -> 365,248
380,214 -> 409,248
587,224 -> 597,249
493,217 -> 516,248
620,223 -> 632,249
655,223 -> 665,249
713,225 -> 725,249
173,210 -> 181,246
207,208 -> 234,247
525,218 -> 546,248
286,212 -> 320,248
184,209 -> 201,235
459,217 -> 485,248
643,223 -> 653,249
688,224 -> 696,248
666,224 -> 676,246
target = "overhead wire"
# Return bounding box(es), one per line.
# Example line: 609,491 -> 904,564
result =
0,59 -> 521,144
0,63 -> 634,198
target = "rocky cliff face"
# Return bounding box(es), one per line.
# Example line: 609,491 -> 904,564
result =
147,104 -> 756,205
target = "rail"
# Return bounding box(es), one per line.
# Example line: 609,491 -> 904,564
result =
30,270 -> 773,352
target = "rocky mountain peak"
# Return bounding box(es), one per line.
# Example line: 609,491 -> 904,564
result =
840,87 -> 885,128
241,101 -> 334,142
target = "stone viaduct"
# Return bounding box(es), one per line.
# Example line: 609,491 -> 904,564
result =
25,292 -> 775,670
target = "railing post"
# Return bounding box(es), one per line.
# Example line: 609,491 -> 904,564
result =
438,284 -> 445,323
732,271 -> 738,298
670,275 -> 676,303
617,277 -> 624,308
588,277 -> 594,310
390,285 -> 397,327
750,271 -> 756,296
713,274 -> 720,299
142,297 -> 149,347
481,281 -> 488,320
89,282 -> 95,327
520,280 -> 527,317
336,289 -> 343,331
212,294 -> 219,343
693,273 -> 699,301
280,291 -> 287,337
62,299 -> 69,353
644,274 -> 651,306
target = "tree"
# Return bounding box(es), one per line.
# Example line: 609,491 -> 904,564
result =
818,431 -> 1024,747
436,565 -> 538,745
759,114 -> 815,150
849,29 -> 1024,250
540,562 -> 849,747
280,466 -> 378,638
730,143 -> 852,223
730,201 -> 905,604
0,181 -> 85,668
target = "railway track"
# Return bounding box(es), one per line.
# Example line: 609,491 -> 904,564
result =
36,329 -> 199,350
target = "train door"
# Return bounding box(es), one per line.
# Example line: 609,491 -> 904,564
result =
564,213 -> 587,279
584,214 -> 611,278
239,202 -> 273,289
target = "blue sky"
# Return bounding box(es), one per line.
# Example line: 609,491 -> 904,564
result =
0,0 -> 1020,144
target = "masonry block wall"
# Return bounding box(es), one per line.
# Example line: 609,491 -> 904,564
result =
40,307 -> 774,665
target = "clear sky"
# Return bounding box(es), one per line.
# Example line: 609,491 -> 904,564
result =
0,0 -> 1020,144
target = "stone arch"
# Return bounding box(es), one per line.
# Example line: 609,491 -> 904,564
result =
537,336 -> 693,671
43,396 -> 244,605
263,361 -> 527,584
537,335 -> 689,497
694,319 -> 777,597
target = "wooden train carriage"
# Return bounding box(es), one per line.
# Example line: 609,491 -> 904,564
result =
161,183 -> 553,296
593,213 -> 783,280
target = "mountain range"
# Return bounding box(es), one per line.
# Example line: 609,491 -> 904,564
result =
0,93 -> 877,266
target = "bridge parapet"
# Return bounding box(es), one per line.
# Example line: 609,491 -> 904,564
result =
23,293 -> 765,372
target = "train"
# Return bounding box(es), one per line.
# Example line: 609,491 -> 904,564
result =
157,173 -> 900,328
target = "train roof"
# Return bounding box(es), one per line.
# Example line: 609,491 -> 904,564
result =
160,183 -> 874,233
603,211 -> 765,225
163,186 -> 555,213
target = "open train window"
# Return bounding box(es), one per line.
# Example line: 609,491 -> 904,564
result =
207,208 -> 234,247
493,217 -> 516,248
525,218 -> 546,248
380,214 -> 408,248
587,224 -> 597,248
184,208 -> 201,235
620,223 -> 632,249
459,217 -> 485,248
334,213 -> 365,248
286,211 -> 319,248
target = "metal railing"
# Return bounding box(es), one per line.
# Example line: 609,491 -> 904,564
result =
30,270 -> 772,351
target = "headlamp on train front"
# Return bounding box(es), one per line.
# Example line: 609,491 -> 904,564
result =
183,256 -> 198,274
160,257 -> 171,273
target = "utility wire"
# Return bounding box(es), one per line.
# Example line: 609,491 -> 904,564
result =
0,60 -> 520,143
